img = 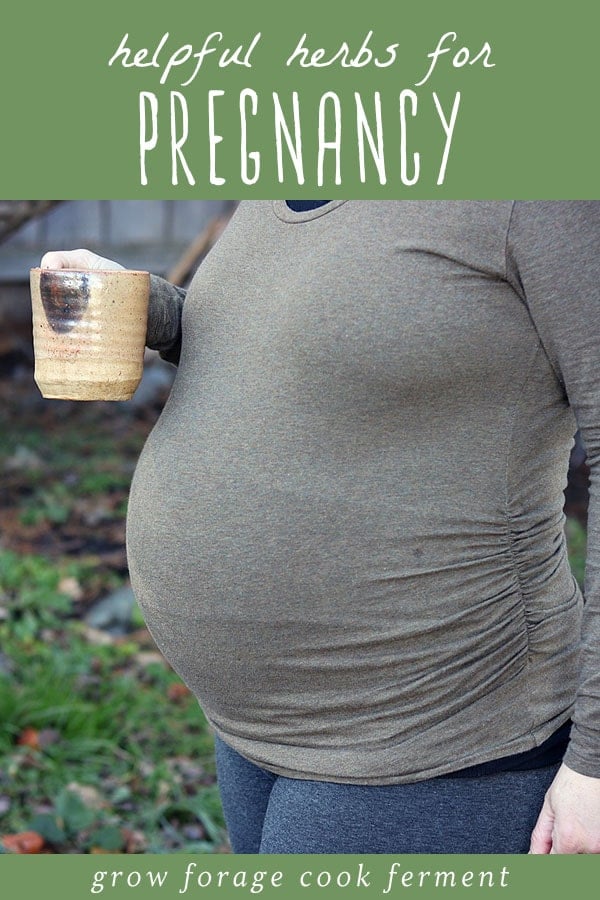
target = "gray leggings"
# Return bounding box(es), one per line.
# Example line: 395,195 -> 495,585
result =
215,736 -> 559,853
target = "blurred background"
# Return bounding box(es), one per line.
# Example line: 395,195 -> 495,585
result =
0,200 -> 590,854
0,200 -> 236,854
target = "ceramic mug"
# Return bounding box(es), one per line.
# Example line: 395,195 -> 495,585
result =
30,267 -> 150,401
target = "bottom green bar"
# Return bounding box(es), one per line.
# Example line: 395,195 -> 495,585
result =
0,854 -> 597,899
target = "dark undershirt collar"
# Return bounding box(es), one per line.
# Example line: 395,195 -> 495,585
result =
285,200 -> 331,212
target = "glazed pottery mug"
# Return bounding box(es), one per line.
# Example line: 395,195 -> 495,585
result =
30,267 -> 150,401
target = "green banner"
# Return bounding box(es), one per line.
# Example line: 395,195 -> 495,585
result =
1,853 -> 599,898
2,0 -> 599,197
1,0 -> 599,890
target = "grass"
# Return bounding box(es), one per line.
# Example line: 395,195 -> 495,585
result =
565,516 -> 587,588
0,389 -> 226,854
0,548 -> 225,853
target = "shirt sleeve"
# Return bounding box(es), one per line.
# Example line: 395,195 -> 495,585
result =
146,274 -> 187,365
506,200 -> 600,777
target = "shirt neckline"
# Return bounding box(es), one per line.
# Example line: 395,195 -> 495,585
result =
272,200 -> 349,223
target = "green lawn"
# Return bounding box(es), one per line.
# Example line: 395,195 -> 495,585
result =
0,562 -> 225,853
0,389 -> 225,854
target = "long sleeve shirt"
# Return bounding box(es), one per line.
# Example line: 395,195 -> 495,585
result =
127,201 -> 600,783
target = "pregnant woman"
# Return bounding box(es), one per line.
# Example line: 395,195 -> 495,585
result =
41,200 -> 600,854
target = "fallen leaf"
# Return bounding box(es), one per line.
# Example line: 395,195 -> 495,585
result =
167,683 -> 191,703
5,446 -> 43,472
1,831 -> 46,853
58,576 -> 83,601
117,627 -> 157,649
157,780 -> 171,804
65,782 -> 107,811
122,828 -> 148,854
82,626 -> 115,647
17,728 -> 40,750
135,651 -> 167,668
138,760 -> 156,779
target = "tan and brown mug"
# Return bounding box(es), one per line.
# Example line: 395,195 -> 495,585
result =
30,267 -> 150,401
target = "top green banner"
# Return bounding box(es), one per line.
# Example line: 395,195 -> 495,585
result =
2,0 -> 599,198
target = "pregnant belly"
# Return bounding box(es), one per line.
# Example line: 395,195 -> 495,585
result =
125,430 -> 535,750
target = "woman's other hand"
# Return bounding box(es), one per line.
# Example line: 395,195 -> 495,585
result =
529,763 -> 600,853
40,249 -> 124,271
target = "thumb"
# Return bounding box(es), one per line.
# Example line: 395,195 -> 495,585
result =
529,795 -> 554,854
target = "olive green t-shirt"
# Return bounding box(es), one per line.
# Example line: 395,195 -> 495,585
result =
127,201 -> 600,783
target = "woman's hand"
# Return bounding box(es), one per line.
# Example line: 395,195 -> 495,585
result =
529,763 -> 600,853
40,248 -> 124,271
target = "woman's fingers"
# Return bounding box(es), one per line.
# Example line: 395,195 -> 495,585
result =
40,249 -> 124,271
529,764 -> 600,854
529,793 -> 554,854
40,250 -> 82,269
